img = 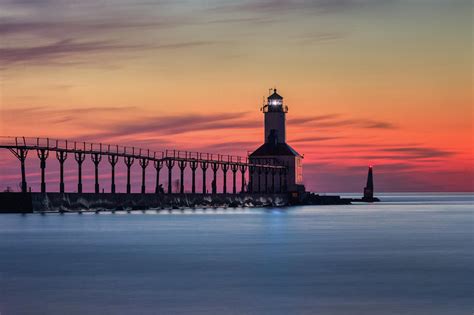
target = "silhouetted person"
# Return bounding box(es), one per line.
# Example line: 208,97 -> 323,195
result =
158,184 -> 164,194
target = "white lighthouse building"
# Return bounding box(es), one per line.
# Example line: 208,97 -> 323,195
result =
249,89 -> 304,193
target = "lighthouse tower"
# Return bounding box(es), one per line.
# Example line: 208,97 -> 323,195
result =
249,89 -> 304,193
264,89 -> 287,143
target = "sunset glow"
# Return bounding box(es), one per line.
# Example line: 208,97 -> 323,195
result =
0,0 -> 472,192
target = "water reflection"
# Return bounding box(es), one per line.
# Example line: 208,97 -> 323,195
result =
0,194 -> 472,315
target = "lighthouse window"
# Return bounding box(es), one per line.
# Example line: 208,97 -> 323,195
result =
270,99 -> 282,106
296,157 -> 303,184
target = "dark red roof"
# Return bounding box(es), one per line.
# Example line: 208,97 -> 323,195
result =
249,143 -> 300,157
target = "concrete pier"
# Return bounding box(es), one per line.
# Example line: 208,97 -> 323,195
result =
0,192 -> 289,213
0,192 -> 352,213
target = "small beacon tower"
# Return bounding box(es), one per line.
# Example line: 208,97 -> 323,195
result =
249,89 -> 304,193
362,166 -> 378,202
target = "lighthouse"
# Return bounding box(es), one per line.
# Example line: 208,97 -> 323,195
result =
361,166 -> 379,202
249,89 -> 304,193
363,166 -> 374,200
263,89 -> 287,143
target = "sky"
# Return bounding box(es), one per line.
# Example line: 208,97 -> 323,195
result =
0,0 -> 472,193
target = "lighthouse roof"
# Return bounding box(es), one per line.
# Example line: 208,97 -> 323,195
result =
268,89 -> 283,100
249,142 -> 300,157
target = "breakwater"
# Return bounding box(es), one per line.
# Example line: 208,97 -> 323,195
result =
0,192 -> 288,213
0,192 -> 352,213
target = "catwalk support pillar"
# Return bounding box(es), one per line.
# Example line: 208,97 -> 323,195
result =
124,156 -> 134,194
139,158 -> 149,194
166,159 -> 175,194
178,161 -> 187,194
108,155 -> 118,193
56,151 -> 67,193
189,161 -> 198,194
231,164 -> 238,194
37,149 -> 49,193
200,162 -> 209,194
239,165 -> 247,193
75,152 -> 85,193
91,153 -> 102,193
211,163 -> 219,194
9,148 -> 28,193
221,163 -> 229,194
248,166 -> 255,193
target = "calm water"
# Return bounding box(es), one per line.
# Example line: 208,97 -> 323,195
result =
0,193 -> 472,315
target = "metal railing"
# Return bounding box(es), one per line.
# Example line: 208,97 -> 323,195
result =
0,136 -> 285,168
0,136 -> 163,160
1,136 -> 289,194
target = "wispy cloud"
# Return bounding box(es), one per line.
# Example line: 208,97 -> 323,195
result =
297,32 -> 345,44
0,19 -> 182,37
0,38 -> 216,66
0,105 -> 136,136
381,147 -> 454,159
198,141 -> 260,152
0,0 -> 216,68
288,114 -> 340,125
0,39 -> 141,65
288,114 -> 396,129
205,17 -> 275,25
289,136 -> 340,143
90,111 -> 396,141
213,0 -> 394,14
304,144 -> 455,163
2,105 -> 135,118
99,112 -> 257,138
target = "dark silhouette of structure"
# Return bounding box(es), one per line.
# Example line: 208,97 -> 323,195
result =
0,137 -> 285,195
364,166 -> 374,199
249,89 -> 304,194
362,166 -> 379,202
0,89 -> 375,212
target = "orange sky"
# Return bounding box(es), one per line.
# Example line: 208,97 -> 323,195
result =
0,0 -> 472,192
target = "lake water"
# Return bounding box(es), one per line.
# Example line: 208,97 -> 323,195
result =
0,193 -> 472,315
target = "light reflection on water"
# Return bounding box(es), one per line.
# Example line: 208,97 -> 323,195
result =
0,194 -> 472,315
